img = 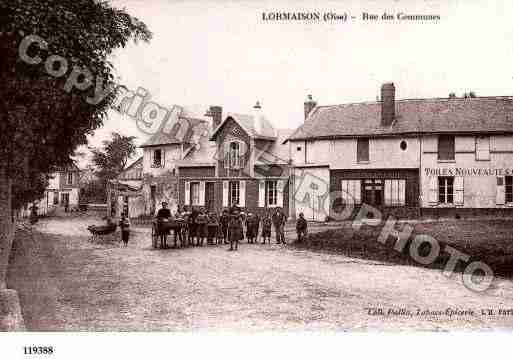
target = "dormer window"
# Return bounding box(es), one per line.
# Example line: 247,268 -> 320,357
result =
67,172 -> 73,185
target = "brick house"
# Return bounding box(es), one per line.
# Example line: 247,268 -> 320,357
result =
176,103 -> 293,216
286,84 -> 513,220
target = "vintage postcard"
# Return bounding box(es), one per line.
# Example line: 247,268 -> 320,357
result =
1,0 -> 513,356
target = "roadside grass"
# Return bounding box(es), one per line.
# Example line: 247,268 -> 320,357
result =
294,219 -> 513,278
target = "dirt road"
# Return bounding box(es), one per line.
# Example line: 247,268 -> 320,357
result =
7,217 -> 513,331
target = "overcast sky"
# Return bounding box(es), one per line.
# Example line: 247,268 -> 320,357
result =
82,0 -> 513,166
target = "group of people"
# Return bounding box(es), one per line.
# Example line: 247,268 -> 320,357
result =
152,202 -> 306,251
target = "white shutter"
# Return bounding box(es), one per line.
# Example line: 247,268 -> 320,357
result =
199,181 -> 205,206
238,141 -> 247,169
341,180 -> 348,202
184,181 -> 190,205
385,180 -> 392,206
353,180 -> 361,204
496,176 -> 505,205
222,181 -> 229,207
223,142 -> 230,169
398,179 -> 406,206
239,180 -> 246,207
454,177 -> 464,206
161,149 -> 165,168
277,180 -> 284,208
428,176 -> 438,205
258,180 -> 266,207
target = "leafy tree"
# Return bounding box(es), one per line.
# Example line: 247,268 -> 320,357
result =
87,132 -> 137,202
0,0 -> 151,299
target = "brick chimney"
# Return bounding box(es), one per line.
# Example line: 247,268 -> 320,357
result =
304,94 -> 317,121
381,83 -> 395,126
205,106 -> 222,130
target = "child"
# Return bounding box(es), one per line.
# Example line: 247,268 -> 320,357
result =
296,212 -> 308,243
119,214 -> 130,247
207,211 -> 219,245
195,208 -> 208,246
261,211 -> 272,244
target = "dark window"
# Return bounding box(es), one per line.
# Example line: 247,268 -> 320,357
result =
438,135 -> 455,161
153,149 -> 162,167
438,177 -> 454,204
363,179 -> 383,206
506,176 -> 513,203
400,140 -> 407,151
297,146 -> 302,151
357,138 -> 370,162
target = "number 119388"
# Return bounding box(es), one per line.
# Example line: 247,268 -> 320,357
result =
24,346 -> 54,355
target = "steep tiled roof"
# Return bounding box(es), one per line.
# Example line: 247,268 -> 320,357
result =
255,129 -> 294,165
286,96 -> 513,142
177,134 -> 217,166
211,113 -> 277,140
140,108 -> 207,148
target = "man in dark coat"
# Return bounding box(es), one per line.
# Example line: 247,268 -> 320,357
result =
272,208 -> 287,244
156,202 -> 172,249
219,209 -> 230,244
296,212 -> 308,243
228,207 -> 243,251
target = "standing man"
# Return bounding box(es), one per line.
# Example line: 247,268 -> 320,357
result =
228,206 -> 243,251
156,201 -> 172,249
272,208 -> 287,244
296,212 -> 308,243
219,209 -> 230,244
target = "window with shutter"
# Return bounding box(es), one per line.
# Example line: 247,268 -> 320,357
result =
265,180 -> 278,206
229,181 -> 240,206
438,177 -> 454,204
190,182 -> 200,205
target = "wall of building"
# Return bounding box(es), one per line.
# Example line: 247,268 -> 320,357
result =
330,168 -> 420,219
420,134 -> 513,209
179,166 -> 215,178
47,172 -> 60,190
290,137 -> 420,169
142,144 -> 182,177
216,118 -> 251,177
178,177 -> 290,216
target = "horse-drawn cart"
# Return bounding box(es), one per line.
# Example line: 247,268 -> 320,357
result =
151,219 -> 185,249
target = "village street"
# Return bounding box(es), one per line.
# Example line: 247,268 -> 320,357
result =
7,216 -> 513,331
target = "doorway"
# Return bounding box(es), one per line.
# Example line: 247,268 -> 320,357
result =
363,179 -> 383,206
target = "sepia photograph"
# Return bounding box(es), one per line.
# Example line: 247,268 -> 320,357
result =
1,0 -> 513,357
